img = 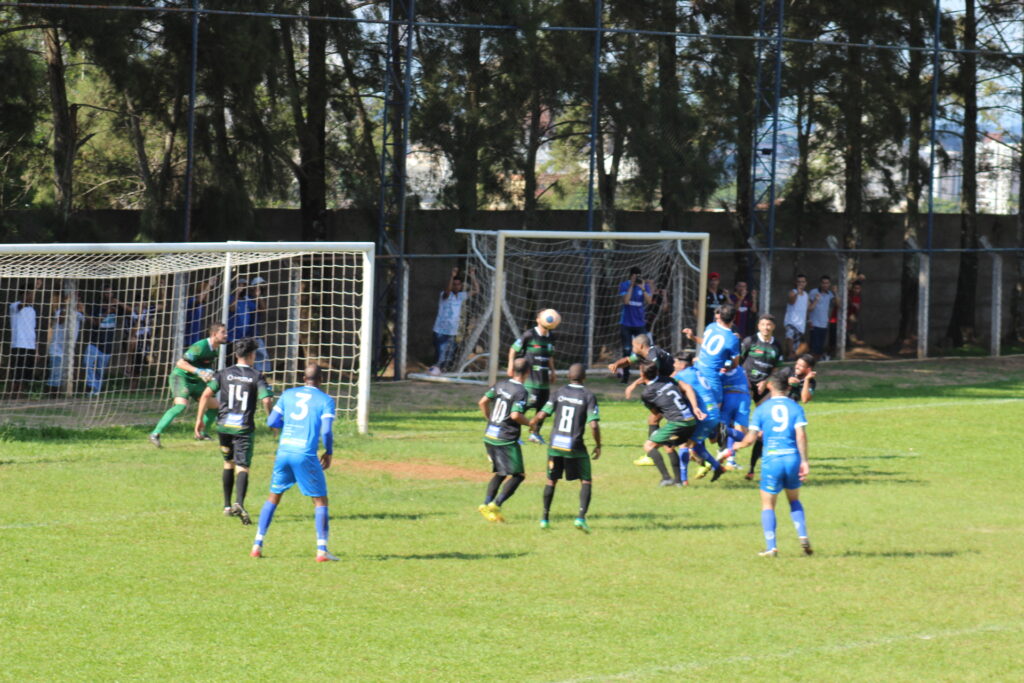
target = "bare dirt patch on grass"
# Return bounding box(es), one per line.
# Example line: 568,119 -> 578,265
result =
338,459 -> 486,481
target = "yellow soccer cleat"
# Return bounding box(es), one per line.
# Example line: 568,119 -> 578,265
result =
478,504 -> 497,522
695,463 -> 712,479
633,454 -> 655,466
486,501 -> 505,523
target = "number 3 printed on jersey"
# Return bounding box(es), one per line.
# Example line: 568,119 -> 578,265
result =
290,392 -> 312,420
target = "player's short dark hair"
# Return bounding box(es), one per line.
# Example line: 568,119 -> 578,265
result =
567,363 -> 585,382
767,374 -> 787,393
674,349 -> 696,365
758,313 -> 776,324
797,353 -> 817,368
629,266 -> 642,276
233,337 -> 258,359
512,357 -> 530,376
632,334 -> 650,347
304,363 -> 323,383
209,322 -> 226,334
717,303 -> 736,323
640,362 -> 658,380
795,273 -> 806,280
820,274 -> 831,281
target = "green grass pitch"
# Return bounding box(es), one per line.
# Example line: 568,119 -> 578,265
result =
1,358 -> 1022,680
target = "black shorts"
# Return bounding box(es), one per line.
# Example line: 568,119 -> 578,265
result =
10,348 -> 35,383
526,388 -> 549,412
219,432 -> 254,467
750,381 -> 770,405
485,441 -> 524,476
547,453 -> 591,481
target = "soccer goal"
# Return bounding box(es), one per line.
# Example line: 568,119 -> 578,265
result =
0,242 -> 374,433
446,230 -> 709,385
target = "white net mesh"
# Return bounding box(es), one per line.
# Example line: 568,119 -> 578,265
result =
0,245 -> 371,430
448,232 -> 706,379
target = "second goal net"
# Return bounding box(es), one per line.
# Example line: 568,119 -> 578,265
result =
447,230 -> 708,384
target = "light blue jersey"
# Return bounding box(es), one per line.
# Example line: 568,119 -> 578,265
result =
721,365 -> 751,429
674,367 -> 716,414
695,322 -> 741,374
749,396 -> 807,459
268,386 -> 336,455
722,365 -> 748,392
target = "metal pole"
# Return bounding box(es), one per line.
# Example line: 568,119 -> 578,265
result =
697,235 -> 710,331
357,249 -> 375,434
62,280 -> 78,397
921,0 -> 943,358
398,262 -> 409,379
219,252 -> 232,370
980,236 -> 1002,356
585,0 -> 602,231
394,0 -> 415,381
917,253 -> 930,358
487,232 -> 507,386
767,0 -> 784,255
182,0 -> 200,242
286,257 -> 300,378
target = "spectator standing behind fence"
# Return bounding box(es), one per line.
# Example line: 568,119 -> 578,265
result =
186,275 -> 217,346
83,284 -> 128,396
807,275 -> 836,361
229,276 -> 269,373
704,272 -> 728,327
617,266 -> 652,384
8,280 -> 42,399
783,274 -> 810,360
128,298 -> 162,391
46,292 -> 84,396
729,279 -> 758,338
429,266 -> 477,375
847,277 -> 866,347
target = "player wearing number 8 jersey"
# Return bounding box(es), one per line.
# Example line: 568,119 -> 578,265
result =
477,357 -> 531,522
733,374 -> 812,557
250,363 -> 339,562
195,338 -> 274,525
529,363 -> 601,532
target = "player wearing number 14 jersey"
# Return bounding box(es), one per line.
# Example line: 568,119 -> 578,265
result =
529,363 -> 601,532
477,358 -> 531,523
196,338 -> 274,524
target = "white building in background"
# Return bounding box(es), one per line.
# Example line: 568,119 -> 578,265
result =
976,133 -> 1018,214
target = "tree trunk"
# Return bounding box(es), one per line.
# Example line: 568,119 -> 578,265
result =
1011,55 -> 1024,344
598,124 -> 623,232
657,0 -> 683,229
946,0 -> 979,346
897,18 -> 926,348
43,25 -> 74,227
522,95 -> 541,229
454,28 -> 483,227
302,1 -> 328,241
841,39 -> 864,284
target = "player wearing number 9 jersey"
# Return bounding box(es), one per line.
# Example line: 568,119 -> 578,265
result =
477,357 -> 531,523
734,374 -> 813,557
529,363 -> 601,532
250,363 -> 340,562
195,338 -> 274,525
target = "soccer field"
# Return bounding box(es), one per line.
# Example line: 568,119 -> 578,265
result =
2,357 -> 1022,681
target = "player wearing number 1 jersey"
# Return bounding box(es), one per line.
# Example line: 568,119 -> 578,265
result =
529,364 -> 601,532
733,374 -> 812,557
251,363 -> 339,562
477,357 -> 531,522
195,338 -> 274,524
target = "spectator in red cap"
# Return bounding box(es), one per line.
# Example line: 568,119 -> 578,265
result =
704,272 -> 729,328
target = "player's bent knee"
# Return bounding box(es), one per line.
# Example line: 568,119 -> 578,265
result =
173,397 -> 188,406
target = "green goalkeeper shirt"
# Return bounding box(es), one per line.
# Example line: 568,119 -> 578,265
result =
171,338 -> 219,384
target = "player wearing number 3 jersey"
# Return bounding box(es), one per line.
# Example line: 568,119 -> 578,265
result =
733,374 -> 813,557
477,357 -> 531,523
195,338 -> 274,525
250,363 -> 339,562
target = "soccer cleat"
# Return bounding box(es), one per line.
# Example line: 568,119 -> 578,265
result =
478,503 -> 495,522
658,479 -> 676,487
528,432 -> 546,445
695,463 -> 712,479
148,433 -> 162,448
316,551 -> 340,562
678,480 -> 689,487
223,506 -> 234,516
633,454 -> 655,466
250,545 -> 262,559
800,537 -> 814,556
574,517 -> 590,533
539,519 -> 551,530
710,466 -> 725,483
744,472 -> 755,481
727,458 -> 740,471
231,503 -> 252,525
194,433 -> 212,441
718,448 -> 735,467
758,548 -> 778,557
486,501 -> 505,523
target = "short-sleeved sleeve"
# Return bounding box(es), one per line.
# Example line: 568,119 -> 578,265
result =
748,405 -> 764,433
484,386 -> 497,400
257,374 -> 274,399
793,402 -> 808,428
618,281 -> 630,296
541,401 -> 555,415
208,371 -> 222,392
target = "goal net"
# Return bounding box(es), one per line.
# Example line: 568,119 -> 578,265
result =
0,242 -> 374,433
446,231 -> 708,384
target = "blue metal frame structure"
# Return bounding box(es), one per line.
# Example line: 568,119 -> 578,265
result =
747,0 -> 785,254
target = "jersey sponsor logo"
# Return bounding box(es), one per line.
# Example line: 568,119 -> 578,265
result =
226,374 -> 254,382
552,434 -> 574,450
485,424 -> 502,439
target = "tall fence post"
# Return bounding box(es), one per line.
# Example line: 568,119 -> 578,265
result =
980,237 -> 1002,357
908,236 -> 929,359
748,236 -> 771,317
827,236 -> 847,361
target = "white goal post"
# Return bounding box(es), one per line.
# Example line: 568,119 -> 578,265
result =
0,242 -> 374,434
447,230 -> 709,385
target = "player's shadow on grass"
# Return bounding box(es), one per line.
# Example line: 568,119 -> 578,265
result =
838,549 -> 977,559
606,521 -> 738,532
370,551 -> 529,561
0,457 -> 78,466
272,511 -> 451,522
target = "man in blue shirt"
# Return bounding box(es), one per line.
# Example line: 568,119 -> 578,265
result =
733,374 -> 812,557
251,363 -> 339,562
229,276 -> 269,373
616,267 -> 652,384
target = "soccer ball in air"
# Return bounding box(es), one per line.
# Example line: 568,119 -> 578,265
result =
538,308 -> 561,330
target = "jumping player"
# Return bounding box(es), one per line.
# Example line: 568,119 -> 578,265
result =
478,357 -> 531,522
149,322 -> 228,447
195,338 -> 274,524
638,363 -> 716,486
610,334 -> 675,465
683,302 -> 741,433
251,363 -> 339,562
732,374 -> 813,557
673,350 -> 725,480
529,363 -> 601,532
715,362 -> 751,471
508,310 -> 557,443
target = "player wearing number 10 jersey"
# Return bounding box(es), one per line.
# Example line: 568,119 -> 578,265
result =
529,363 -> 601,532
196,338 -> 274,525
477,357 -> 531,523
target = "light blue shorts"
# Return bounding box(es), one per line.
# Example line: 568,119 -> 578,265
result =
270,451 -> 328,497
721,390 -> 751,429
760,455 -> 801,495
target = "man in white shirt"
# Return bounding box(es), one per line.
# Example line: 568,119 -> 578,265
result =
807,275 -> 836,360
8,282 -> 41,399
783,274 -> 809,360
429,266 -> 478,375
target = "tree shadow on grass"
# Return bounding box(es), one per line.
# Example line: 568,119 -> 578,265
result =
0,457 -> 79,466
605,521 -> 735,533
369,551 -> 529,561
838,549 -> 978,559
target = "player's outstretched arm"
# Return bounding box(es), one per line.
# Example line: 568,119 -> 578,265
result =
194,387 -> 214,438
796,426 -> 809,480
608,356 -> 629,375
506,347 -> 517,377
733,426 -> 760,451
623,376 -> 644,399
548,357 -> 556,384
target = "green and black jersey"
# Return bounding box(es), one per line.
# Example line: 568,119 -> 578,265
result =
209,363 -> 274,434
541,383 -> 599,454
641,377 -> 696,424
740,334 -> 784,383
511,327 -> 554,390
483,379 -> 529,444
172,338 -> 219,385
776,365 -> 816,402
629,344 -> 674,378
